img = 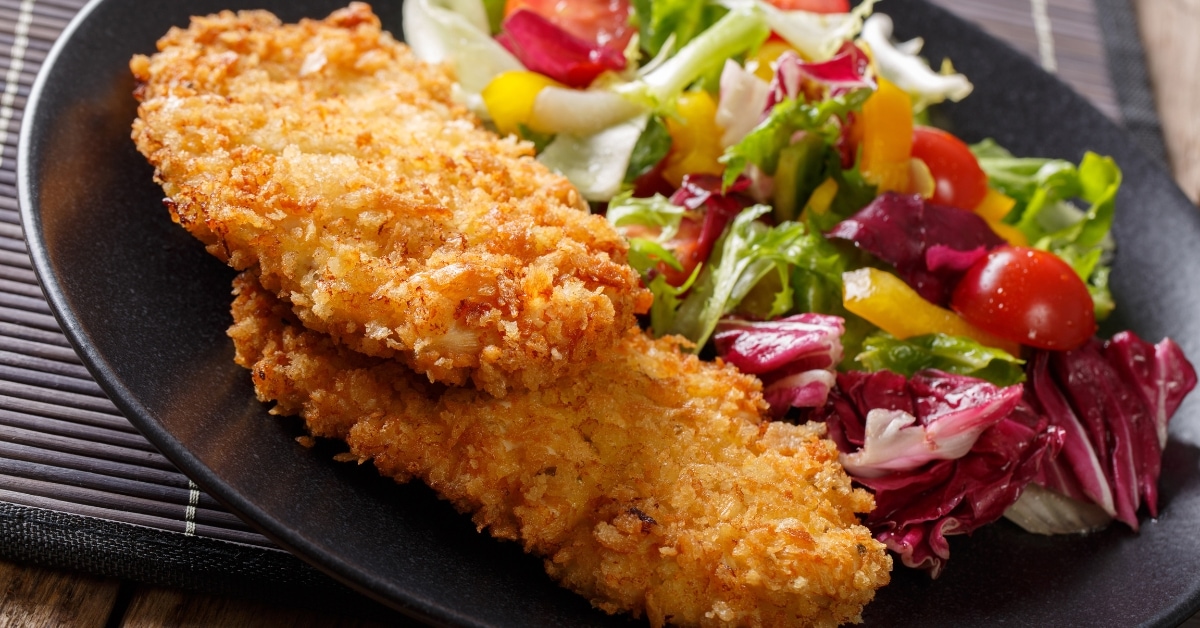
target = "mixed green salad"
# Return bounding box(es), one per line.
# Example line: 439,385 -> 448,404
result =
404,0 -> 1196,576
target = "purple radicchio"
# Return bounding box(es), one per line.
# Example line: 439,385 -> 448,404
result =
764,44 -> 875,113
714,314 -> 844,416
1021,332 -> 1196,530
663,174 -> 755,282
811,369 -> 1063,577
826,192 -> 1006,305
496,10 -> 626,88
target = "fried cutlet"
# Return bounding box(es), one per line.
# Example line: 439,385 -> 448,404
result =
131,4 -> 651,397
229,273 -> 891,626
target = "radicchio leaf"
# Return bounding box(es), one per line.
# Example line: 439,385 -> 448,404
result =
826,192 -> 1006,305
925,244 -> 988,274
765,44 -> 874,113
1024,350 -> 1116,515
864,402 -> 1061,576
714,314 -> 844,416
821,371 -> 1023,477
1024,332 -> 1197,528
1106,333 -> 1196,449
668,174 -> 755,272
811,369 -> 1062,576
496,10 -> 626,88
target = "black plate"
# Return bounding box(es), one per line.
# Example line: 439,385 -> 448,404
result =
18,0 -> 1200,625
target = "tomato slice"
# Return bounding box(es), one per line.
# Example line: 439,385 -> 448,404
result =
765,0 -> 851,12
910,125 -> 988,210
659,218 -> 704,286
504,0 -> 633,50
950,246 -> 1096,351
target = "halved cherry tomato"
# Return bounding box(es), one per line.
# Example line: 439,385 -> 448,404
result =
766,0 -> 851,12
951,246 -> 1096,351
659,218 -> 704,286
844,267 -> 1021,355
504,0 -> 633,50
910,125 -> 988,210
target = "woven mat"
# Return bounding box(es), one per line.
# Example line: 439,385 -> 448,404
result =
0,0 -> 1163,613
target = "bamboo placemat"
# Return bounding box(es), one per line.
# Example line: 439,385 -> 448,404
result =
0,0 -> 1160,605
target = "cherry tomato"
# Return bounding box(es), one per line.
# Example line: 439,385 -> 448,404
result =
660,217 -> 704,287
765,0 -> 851,12
950,246 -> 1096,351
910,125 -> 988,210
504,0 -> 633,49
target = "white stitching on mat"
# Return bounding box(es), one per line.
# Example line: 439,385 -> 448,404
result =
185,480 -> 200,536
1031,0 -> 1058,72
0,0 -> 34,172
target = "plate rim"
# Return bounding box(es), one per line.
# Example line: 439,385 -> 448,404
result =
16,0 -> 1200,626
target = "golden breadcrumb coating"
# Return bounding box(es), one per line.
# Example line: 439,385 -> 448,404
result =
229,273 -> 891,627
131,3 -> 651,396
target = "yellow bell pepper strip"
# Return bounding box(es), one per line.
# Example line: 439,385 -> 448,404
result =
973,188 -> 1027,246
661,91 -> 726,187
974,187 -> 1016,222
858,78 -> 913,194
800,176 -> 839,220
985,220 -> 1028,247
843,267 -> 1022,355
481,70 -> 564,137
751,39 -> 799,81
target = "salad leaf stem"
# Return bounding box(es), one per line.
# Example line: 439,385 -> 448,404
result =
621,6 -> 770,110
669,206 -> 836,349
721,88 -> 871,189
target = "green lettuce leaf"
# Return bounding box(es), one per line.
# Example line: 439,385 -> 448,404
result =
971,140 -> 1122,320
621,6 -> 769,112
667,207 -> 842,349
631,0 -> 729,58
627,237 -> 684,277
516,123 -> 556,153
647,266 -> 702,337
788,245 -> 878,370
606,192 -> 699,318
605,192 -> 690,242
855,331 -> 1026,386
623,115 -> 673,183
721,88 -> 871,189
482,0 -> 505,33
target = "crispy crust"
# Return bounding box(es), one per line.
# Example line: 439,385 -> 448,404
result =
132,3 -> 650,396
230,273 -> 891,627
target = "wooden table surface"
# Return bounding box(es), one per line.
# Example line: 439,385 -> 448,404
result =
0,1 -> 1195,626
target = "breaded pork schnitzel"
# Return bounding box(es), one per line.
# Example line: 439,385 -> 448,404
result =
131,4 -> 650,397
229,273 -> 891,627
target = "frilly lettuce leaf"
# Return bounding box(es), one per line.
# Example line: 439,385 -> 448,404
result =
620,5 -> 770,111
720,87 -> 871,188
855,331 -> 1025,387
668,206 -> 843,349
730,0 -> 876,62
631,0 -> 729,58
606,191 -> 691,243
859,13 -> 973,108
971,140 -> 1121,319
